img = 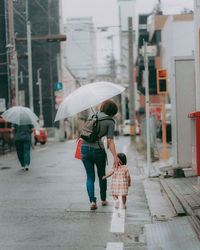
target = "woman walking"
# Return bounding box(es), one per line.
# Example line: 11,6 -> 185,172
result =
81,99 -> 121,210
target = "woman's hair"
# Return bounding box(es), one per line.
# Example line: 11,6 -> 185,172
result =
100,99 -> 118,117
117,153 -> 127,165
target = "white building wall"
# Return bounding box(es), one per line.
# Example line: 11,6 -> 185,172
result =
63,17 -> 97,84
118,0 -> 137,31
161,16 -> 195,96
194,0 -> 200,110
171,21 -> 194,56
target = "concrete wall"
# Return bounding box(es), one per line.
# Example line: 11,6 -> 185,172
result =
171,57 -> 196,168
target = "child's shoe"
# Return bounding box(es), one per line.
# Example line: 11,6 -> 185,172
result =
122,204 -> 126,209
115,200 -> 119,209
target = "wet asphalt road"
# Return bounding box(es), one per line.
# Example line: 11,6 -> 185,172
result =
0,137 -> 151,250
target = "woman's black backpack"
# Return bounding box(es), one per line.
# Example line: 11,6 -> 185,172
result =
80,113 -> 114,143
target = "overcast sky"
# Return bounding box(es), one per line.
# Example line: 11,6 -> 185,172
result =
61,0 -> 194,67
61,0 -> 194,27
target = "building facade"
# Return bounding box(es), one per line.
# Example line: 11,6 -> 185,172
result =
63,17 -> 97,84
13,0 -> 64,127
136,13 -> 169,116
0,0 -> 9,112
161,14 -> 194,96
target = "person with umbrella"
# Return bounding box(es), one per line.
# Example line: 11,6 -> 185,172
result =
2,106 -> 39,171
13,124 -> 34,171
54,82 -> 125,210
81,99 -> 121,210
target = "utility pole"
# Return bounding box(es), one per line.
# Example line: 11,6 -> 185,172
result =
128,17 -> 136,136
37,68 -> 43,126
26,0 -> 34,111
144,40 -> 151,177
107,35 -> 115,81
14,49 -> 19,105
56,52 -> 65,141
8,0 -> 15,106
118,6 -> 126,124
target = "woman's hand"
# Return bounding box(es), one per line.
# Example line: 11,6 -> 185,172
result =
102,176 -> 106,180
113,156 -> 121,167
107,139 -> 121,167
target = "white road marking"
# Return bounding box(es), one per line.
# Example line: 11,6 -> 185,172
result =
110,197 -> 126,233
110,206 -> 125,233
106,141 -> 128,249
106,242 -> 124,250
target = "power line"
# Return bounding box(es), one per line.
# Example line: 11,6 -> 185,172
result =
34,0 -> 59,28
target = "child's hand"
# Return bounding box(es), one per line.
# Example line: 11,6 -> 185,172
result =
102,176 -> 106,180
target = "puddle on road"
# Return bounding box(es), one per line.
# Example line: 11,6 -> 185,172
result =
57,151 -> 66,154
46,164 -> 56,168
0,166 -> 11,170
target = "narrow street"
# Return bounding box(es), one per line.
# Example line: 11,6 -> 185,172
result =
0,137 -> 149,250
0,137 -> 199,250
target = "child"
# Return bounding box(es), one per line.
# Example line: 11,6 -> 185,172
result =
102,153 -> 131,209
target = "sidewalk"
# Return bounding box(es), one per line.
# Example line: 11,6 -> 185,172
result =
132,137 -> 200,214
130,136 -> 200,249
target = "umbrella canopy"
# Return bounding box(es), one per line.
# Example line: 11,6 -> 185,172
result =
2,106 -> 39,127
55,81 -> 125,121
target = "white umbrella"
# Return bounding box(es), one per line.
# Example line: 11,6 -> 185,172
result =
2,106 -> 39,127
55,81 -> 125,121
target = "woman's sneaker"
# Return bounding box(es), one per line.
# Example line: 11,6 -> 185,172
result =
101,200 -> 108,206
90,202 -> 97,210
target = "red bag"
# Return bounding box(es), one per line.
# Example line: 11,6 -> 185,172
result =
75,139 -> 82,160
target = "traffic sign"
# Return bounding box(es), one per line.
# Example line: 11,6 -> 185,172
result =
55,82 -> 63,91
55,95 -> 63,104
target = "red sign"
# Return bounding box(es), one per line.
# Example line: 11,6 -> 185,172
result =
149,104 -> 162,121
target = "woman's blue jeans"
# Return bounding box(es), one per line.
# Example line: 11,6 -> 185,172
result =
81,146 -> 107,203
